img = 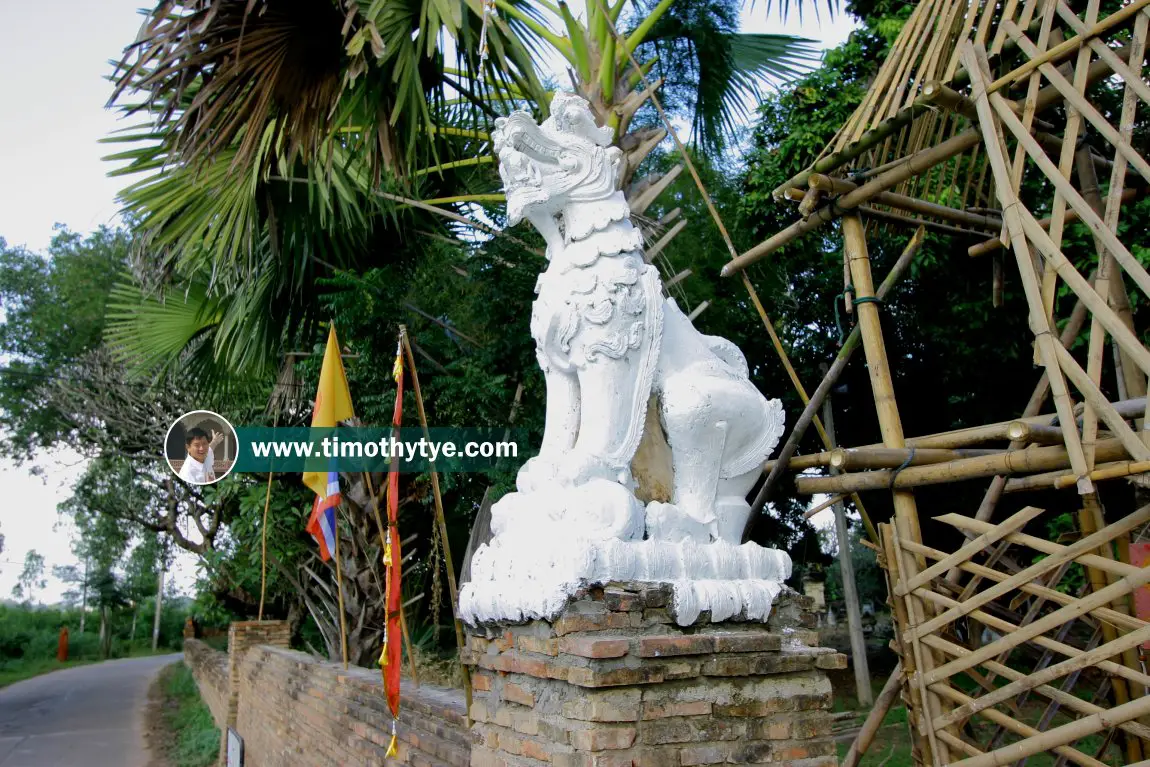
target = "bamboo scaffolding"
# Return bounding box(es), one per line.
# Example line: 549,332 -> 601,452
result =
914,586 -> 1150,694
900,537 -> 1148,633
907,503 -> 1150,649
939,513 -> 1144,579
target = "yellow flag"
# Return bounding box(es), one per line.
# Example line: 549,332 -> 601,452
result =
302,325 -> 355,497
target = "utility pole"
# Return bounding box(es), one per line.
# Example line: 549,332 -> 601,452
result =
822,392 -> 873,705
152,561 -> 165,651
79,556 -> 88,634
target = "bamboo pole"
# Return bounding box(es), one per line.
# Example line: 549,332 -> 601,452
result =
822,394 -> 872,706
258,470 -> 273,621
795,438 -> 1131,495
808,174 -> 1002,230
399,326 -> 472,718
770,446 -> 1003,472
750,226 -> 925,537
845,215 -> 949,764
890,525 -> 947,764
841,663 -> 903,767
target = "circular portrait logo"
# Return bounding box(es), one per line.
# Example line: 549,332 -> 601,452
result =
165,410 -> 238,485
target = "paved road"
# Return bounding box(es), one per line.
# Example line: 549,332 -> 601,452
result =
0,654 -> 182,767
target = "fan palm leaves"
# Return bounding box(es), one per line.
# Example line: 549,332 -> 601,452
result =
103,0 -> 826,385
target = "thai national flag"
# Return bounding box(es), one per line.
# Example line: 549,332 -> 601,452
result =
306,471 -> 340,561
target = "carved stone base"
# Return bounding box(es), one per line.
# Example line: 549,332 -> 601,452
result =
460,538 -> 791,627
463,582 -> 844,766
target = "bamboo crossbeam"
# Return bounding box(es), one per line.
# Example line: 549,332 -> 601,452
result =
1052,343 -> 1150,461
809,173 -> 1003,230
938,513 -> 1141,579
902,537 -> 1146,632
663,268 -> 691,289
1054,0 -> 1150,106
770,446 -> 1002,472
1004,459 -> 1150,492
968,187 -> 1142,257
794,438 -> 1130,495
910,502 -> 1150,647
857,204 -> 984,237
895,505 -> 1045,596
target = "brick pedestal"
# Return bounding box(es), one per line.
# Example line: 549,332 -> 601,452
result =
463,583 -> 844,766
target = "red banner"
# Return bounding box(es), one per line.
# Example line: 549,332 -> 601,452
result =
384,342 -> 404,720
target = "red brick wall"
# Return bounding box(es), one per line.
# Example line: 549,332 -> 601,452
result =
183,638 -> 229,727
234,646 -> 473,767
183,627 -> 472,767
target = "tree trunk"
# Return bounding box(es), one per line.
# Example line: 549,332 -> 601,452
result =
78,557 -> 88,634
99,606 -> 111,659
129,606 -> 138,646
152,565 -> 165,651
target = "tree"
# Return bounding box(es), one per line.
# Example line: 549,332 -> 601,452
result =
12,550 -> 46,604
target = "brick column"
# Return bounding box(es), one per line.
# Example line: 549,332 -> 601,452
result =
220,620 -> 291,764
463,584 -> 843,767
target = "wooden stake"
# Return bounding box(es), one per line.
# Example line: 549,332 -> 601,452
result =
399,325 -> 472,719
334,512 -> 349,670
841,663 -> 903,767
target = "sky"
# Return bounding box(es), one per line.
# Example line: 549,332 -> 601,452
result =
0,1 -> 857,602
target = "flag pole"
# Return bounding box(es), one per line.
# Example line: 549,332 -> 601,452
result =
398,325 -> 472,719
362,470 -> 420,688
334,509 -> 350,670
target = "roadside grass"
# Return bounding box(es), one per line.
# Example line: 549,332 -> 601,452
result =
156,662 -> 219,767
0,644 -> 173,689
0,657 -> 98,688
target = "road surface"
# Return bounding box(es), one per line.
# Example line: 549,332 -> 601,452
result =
0,653 -> 181,767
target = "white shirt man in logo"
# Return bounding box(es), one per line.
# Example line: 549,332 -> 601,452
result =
177,427 -> 225,484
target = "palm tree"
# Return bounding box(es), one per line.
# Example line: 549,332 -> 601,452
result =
103,0 -> 820,380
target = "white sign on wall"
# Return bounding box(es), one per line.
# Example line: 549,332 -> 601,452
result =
227,728 -> 244,767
